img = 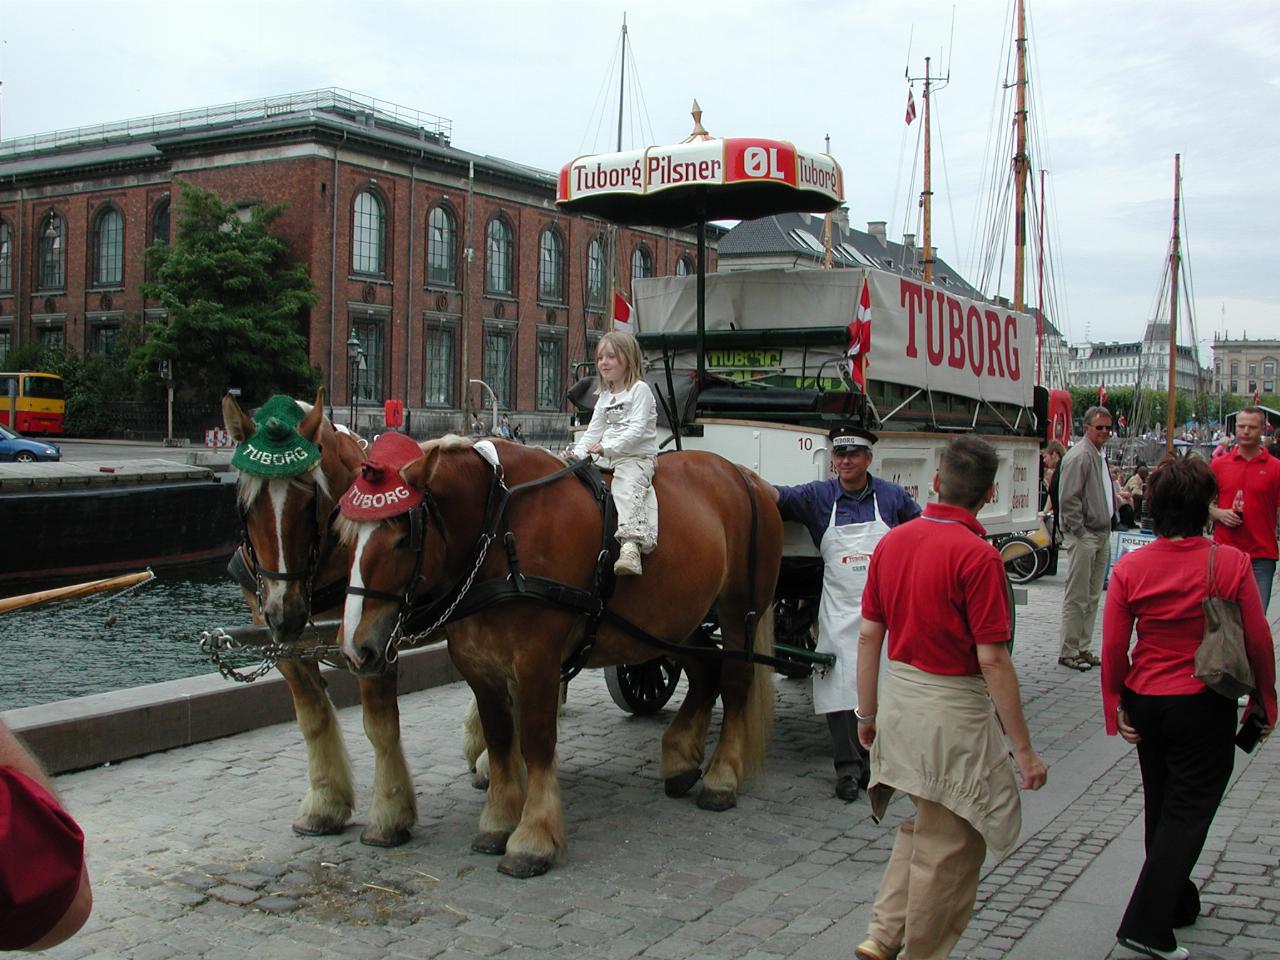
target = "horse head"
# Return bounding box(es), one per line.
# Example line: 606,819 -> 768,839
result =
224,387 -> 364,641
336,436 -> 491,675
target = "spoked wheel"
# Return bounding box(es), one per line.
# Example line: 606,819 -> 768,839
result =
604,658 -> 681,715
1000,535 -> 1045,585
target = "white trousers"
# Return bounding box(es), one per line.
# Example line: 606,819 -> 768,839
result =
603,455 -> 658,553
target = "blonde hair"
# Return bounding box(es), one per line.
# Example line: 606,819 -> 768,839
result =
595,331 -> 643,393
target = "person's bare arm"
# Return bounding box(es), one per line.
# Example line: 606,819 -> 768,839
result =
976,643 -> 1047,789
855,620 -> 887,749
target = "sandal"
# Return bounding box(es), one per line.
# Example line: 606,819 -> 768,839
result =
1058,656 -> 1092,672
1079,651 -> 1102,667
855,938 -> 900,960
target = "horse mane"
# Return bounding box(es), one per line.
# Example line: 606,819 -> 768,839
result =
236,465 -> 332,513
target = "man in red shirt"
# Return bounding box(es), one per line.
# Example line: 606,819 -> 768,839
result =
852,436 -> 1047,960
1209,407 -> 1280,611
0,719 -> 93,951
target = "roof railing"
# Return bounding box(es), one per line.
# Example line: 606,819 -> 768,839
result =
0,88 -> 452,158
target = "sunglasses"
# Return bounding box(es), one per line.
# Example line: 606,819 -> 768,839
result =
1090,424 -> 1114,431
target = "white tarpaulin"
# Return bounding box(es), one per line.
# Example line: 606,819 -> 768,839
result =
634,268 -> 1035,408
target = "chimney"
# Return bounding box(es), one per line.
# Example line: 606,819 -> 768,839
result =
867,221 -> 887,247
832,205 -> 849,233
902,233 -> 915,250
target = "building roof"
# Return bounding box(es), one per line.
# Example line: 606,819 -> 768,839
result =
718,210 -> 984,299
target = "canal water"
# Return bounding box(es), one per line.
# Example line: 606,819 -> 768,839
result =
0,569 -> 247,711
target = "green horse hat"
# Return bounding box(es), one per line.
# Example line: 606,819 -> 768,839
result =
231,395 -> 322,478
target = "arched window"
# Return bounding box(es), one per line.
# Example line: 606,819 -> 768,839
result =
675,255 -> 693,277
586,237 -> 605,309
0,220 -> 11,293
151,198 -> 171,247
538,228 -> 564,302
37,212 -> 65,290
631,244 -> 652,281
426,205 -> 457,287
486,217 -> 513,295
352,190 -> 385,275
93,207 -> 124,286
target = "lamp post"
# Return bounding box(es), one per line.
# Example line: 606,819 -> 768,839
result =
346,333 -> 363,431
469,379 -> 498,436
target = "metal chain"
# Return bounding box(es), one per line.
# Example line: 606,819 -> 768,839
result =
382,532 -> 495,662
198,627 -> 348,683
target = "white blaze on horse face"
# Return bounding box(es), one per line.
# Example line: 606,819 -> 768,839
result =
341,524 -> 377,663
260,480 -> 292,624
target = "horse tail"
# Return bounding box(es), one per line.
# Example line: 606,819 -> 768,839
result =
739,605 -> 776,781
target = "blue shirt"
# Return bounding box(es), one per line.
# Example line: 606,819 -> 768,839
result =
776,474 -> 922,549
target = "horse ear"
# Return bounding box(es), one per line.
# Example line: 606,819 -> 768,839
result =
222,392 -> 256,441
298,389 -> 325,443
401,448 -> 442,492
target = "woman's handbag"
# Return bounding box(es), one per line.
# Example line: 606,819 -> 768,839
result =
1194,545 -> 1255,699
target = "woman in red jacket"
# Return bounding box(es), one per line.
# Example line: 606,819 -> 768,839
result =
1102,456 -> 1277,960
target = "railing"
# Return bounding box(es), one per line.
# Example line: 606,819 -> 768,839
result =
0,88 -> 452,158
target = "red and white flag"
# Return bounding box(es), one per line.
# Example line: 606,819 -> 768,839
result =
1254,387 -> 1261,405
1098,379 -> 1108,406
612,291 -> 633,333
846,277 -> 872,389
905,88 -> 917,125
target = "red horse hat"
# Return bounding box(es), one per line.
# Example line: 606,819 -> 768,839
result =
340,432 -> 425,521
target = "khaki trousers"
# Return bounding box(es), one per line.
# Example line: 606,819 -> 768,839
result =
1059,529 -> 1109,659
604,455 -> 657,552
866,795 -> 987,960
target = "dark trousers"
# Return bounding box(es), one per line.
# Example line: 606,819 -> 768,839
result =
1117,689 -> 1236,950
827,710 -> 869,781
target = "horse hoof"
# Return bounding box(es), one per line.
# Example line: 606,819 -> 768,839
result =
292,816 -> 346,837
497,853 -> 552,878
471,773 -> 490,791
664,768 -> 701,798
360,825 -> 412,848
695,787 -> 738,812
471,831 -> 510,855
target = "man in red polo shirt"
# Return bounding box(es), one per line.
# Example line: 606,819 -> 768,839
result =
852,436 -> 1046,960
1209,406 -> 1280,611
1,719 -> 93,951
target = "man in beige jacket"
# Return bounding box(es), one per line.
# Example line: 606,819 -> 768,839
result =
1055,406 -> 1118,671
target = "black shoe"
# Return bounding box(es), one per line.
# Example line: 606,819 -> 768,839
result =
835,775 -> 860,802
1117,936 -> 1189,960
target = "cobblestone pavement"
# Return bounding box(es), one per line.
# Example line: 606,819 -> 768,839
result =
36,567 -> 1280,960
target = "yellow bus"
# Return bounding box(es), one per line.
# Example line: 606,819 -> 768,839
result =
0,371 -> 66,435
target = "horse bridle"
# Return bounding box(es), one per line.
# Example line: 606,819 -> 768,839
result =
238,476 -> 340,636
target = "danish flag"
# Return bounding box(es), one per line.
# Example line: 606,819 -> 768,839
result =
847,277 -> 872,389
1098,380 -> 1108,405
905,89 -> 917,125
612,291 -> 634,333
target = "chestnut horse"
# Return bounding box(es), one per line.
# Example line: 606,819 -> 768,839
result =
222,390 -> 417,846
336,437 -> 782,877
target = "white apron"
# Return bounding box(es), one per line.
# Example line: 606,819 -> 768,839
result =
812,491 -> 891,714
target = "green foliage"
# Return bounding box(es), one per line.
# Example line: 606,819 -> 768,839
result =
139,180 -> 320,406
1069,386 -> 1193,431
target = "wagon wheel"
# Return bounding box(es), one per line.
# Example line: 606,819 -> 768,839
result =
999,535 -> 1042,585
604,658 -> 681,715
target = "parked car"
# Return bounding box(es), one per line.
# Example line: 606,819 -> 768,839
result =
0,424 -> 61,462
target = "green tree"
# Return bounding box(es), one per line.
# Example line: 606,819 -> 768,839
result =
139,181 -> 320,406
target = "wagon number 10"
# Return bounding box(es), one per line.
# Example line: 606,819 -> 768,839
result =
797,437 -> 814,451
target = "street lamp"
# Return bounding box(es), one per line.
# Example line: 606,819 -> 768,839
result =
347,333 -> 363,431
469,379 -> 498,436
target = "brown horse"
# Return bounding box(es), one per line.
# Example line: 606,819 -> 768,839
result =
222,390 -> 417,846
335,437 -> 782,877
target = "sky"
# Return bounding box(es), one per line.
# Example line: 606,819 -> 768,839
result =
2,0 -> 1277,365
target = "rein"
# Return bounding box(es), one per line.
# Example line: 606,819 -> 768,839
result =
358,449 -> 790,676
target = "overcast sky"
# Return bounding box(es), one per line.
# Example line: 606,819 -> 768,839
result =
3,0 -> 1276,364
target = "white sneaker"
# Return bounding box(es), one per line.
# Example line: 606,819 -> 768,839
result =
1117,936 -> 1190,960
614,542 -> 643,576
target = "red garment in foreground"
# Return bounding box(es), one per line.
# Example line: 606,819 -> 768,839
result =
861,502 -> 1011,675
0,768 -> 85,951
1101,536 -> 1278,735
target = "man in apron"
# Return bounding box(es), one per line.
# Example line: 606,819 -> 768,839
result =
770,425 -> 922,801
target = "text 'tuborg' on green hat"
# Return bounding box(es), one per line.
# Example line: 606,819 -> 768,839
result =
230,395 -> 322,478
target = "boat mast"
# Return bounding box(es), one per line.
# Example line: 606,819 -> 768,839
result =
921,58 -> 934,285
605,16 -> 626,338
1165,153 -> 1182,456
1013,0 -> 1029,312
822,134 -> 834,269
1036,168 -> 1045,384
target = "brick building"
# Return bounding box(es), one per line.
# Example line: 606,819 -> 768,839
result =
0,89 -> 709,434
